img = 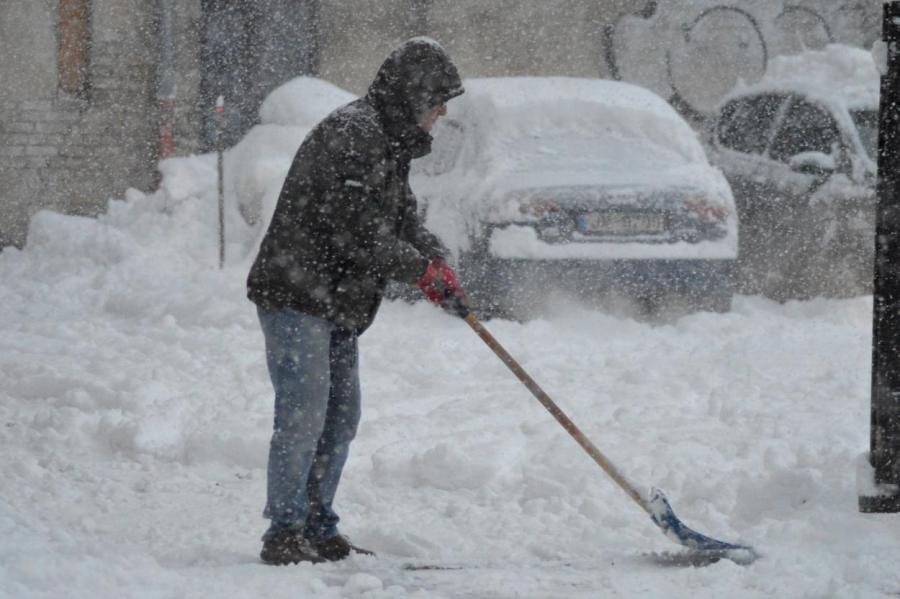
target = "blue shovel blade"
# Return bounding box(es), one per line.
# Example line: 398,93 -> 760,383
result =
648,488 -> 757,565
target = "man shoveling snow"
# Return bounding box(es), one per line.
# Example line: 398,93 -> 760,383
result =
246,37 -> 468,565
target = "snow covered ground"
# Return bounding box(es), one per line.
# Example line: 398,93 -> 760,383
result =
2,164 -> 900,598
3,57 -> 900,595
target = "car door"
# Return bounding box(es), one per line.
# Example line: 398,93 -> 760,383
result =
807,108 -> 877,295
712,93 -> 790,292
760,95 -> 849,297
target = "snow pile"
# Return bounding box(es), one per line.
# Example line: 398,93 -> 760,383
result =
224,123 -> 311,227
218,76 -> 356,228
258,76 -> 356,128
3,175 -> 900,596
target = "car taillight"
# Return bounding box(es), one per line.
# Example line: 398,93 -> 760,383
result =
683,198 -> 728,224
519,198 -> 561,218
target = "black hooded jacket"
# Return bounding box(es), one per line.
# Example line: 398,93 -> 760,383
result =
247,38 -> 464,333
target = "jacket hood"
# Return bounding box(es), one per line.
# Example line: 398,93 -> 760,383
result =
366,37 -> 464,155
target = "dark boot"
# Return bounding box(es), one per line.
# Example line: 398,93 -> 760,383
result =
312,534 -> 375,561
260,529 -> 325,565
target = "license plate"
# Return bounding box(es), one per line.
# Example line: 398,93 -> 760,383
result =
577,211 -> 666,235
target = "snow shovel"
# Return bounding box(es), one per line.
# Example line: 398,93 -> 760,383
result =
460,309 -> 757,565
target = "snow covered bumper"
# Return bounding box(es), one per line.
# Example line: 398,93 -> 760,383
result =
467,256 -> 733,299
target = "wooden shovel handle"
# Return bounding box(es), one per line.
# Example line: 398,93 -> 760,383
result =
463,312 -> 650,514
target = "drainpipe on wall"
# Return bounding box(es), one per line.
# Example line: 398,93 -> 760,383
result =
59,0 -> 91,97
157,0 -> 176,161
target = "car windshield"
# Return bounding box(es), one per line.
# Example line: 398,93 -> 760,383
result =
851,109 -> 878,161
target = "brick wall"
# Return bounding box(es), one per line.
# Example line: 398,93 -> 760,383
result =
0,96 -> 86,247
0,73 -> 156,248
0,0 -> 202,248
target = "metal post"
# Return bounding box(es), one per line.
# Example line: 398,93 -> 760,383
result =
216,95 -> 225,269
861,1 -> 900,513
157,0 -> 176,160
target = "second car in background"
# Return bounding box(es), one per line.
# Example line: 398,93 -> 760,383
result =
708,44 -> 878,300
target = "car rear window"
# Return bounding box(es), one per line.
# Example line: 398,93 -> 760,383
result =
717,94 -> 786,155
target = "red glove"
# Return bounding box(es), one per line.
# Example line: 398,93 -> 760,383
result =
417,259 -> 469,316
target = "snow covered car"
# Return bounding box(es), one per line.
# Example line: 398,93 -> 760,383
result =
708,45 -> 878,300
410,77 -> 738,317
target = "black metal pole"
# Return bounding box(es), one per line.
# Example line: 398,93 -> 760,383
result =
862,1 -> 900,513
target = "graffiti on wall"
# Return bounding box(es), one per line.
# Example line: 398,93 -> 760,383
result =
604,1 -> 840,119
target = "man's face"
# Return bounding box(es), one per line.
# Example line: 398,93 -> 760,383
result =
417,103 -> 447,132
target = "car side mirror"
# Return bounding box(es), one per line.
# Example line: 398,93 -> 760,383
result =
789,151 -> 836,177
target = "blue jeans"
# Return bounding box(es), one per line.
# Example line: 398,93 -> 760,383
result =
257,307 -> 361,541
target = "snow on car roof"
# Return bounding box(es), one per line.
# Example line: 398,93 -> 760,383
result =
727,44 -> 879,111
463,76 -> 679,115
449,76 -> 707,165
